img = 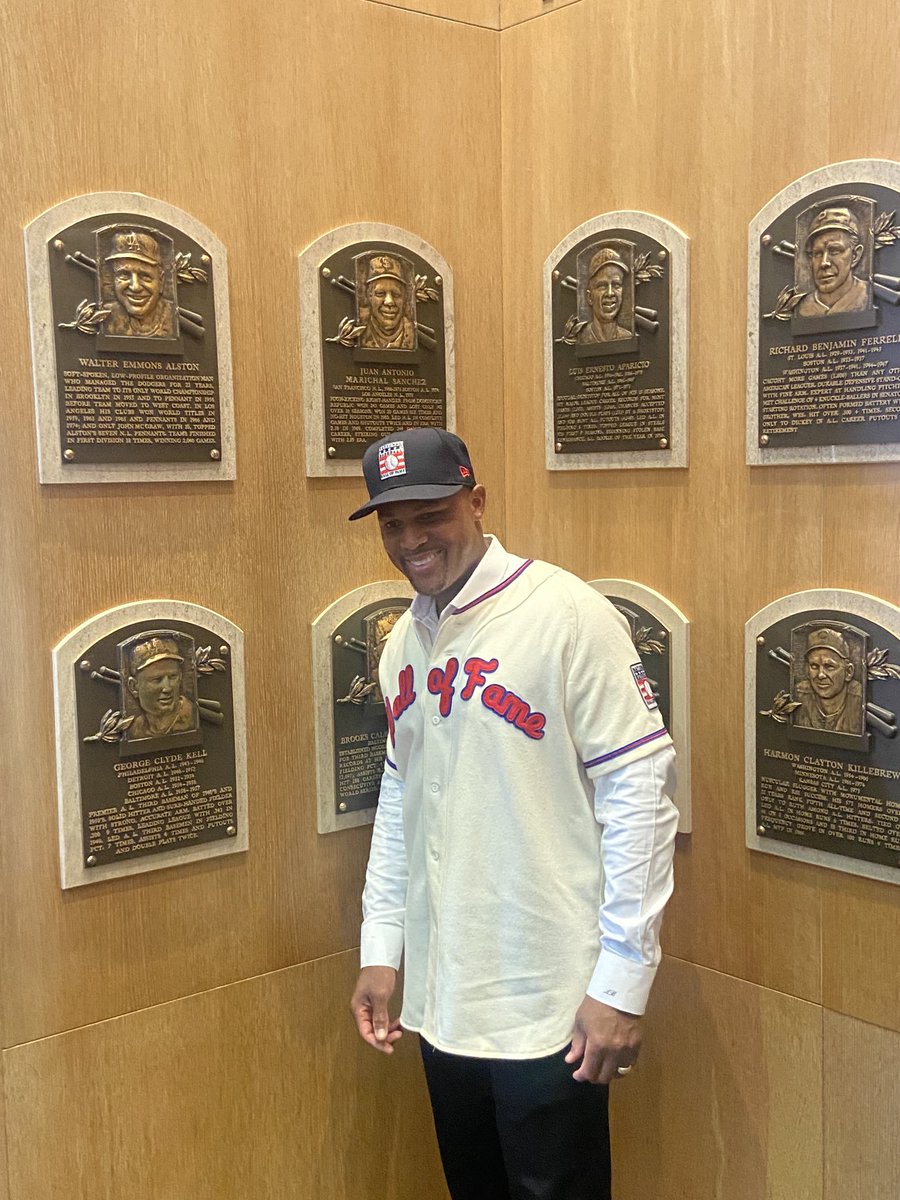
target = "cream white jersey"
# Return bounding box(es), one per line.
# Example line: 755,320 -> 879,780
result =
363,536 -> 675,1058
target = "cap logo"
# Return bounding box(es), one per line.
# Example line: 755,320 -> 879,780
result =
459,465 -> 471,478
378,441 -> 406,480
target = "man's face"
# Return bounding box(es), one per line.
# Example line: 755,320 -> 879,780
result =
129,659 -> 184,716
113,257 -> 163,317
808,231 -> 862,296
806,648 -> 852,700
367,278 -> 406,335
588,265 -> 625,322
377,486 -> 486,600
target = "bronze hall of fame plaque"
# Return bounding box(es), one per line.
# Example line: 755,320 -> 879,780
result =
746,590 -> 900,886
25,192 -> 235,484
748,159 -> 900,466
589,579 -> 691,832
545,211 -> 689,471
312,583 -> 412,833
53,602 -> 247,888
298,223 -> 455,478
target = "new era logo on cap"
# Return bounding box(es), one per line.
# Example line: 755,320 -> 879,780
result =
379,441 -> 406,479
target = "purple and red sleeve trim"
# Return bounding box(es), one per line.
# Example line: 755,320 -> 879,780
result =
583,726 -> 668,769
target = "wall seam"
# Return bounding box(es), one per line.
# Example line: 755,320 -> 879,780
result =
362,0 -> 502,29
497,18 -> 507,546
0,947 -> 360,1053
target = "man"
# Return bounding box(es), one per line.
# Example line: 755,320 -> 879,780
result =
359,254 -> 415,350
794,627 -> 864,734
125,636 -> 198,741
103,230 -> 178,338
349,428 -> 678,1200
796,208 -> 869,318
578,246 -> 633,344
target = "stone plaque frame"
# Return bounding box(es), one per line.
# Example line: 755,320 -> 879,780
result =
544,211 -> 689,471
745,589 -> 900,885
589,579 -> 691,832
298,223 -> 456,478
747,159 -> 900,466
53,600 -> 247,888
25,192 -> 235,484
312,581 -> 413,834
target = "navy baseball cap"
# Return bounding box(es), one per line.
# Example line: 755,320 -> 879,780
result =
348,427 -> 476,520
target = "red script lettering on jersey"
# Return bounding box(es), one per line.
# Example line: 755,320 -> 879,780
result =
436,655 -> 546,740
385,664 -> 416,745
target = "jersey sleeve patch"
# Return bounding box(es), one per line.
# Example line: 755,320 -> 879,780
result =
630,662 -> 658,710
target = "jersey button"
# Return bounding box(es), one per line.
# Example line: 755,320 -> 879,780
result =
431,715 -> 440,725
430,782 -> 440,793
430,848 -> 440,861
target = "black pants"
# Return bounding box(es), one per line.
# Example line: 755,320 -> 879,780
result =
420,1039 -> 611,1200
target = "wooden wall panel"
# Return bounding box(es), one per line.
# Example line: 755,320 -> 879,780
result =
0,1062 -> 9,1200
365,0 -> 502,28
0,0 -> 502,1045
824,1011 -> 900,1200
611,956 -> 823,1200
821,871 -> 900,1034
500,0 -> 583,28
498,0 -> 855,1003
3,952 -> 448,1200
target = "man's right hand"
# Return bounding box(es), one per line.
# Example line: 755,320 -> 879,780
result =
350,966 -> 403,1054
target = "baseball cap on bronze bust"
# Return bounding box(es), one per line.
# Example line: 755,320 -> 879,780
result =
804,628 -> 851,660
348,427 -> 476,520
130,636 -> 184,673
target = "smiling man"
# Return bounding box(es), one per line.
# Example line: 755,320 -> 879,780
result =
348,428 -> 678,1200
578,246 -> 633,345
359,254 -> 415,350
794,627 -> 864,734
103,230 -> 178,339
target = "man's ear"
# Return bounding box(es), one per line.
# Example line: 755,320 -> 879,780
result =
851,242 -> 864,269
469,484 -> 486,521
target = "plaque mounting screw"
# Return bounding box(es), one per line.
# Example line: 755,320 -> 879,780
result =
555,442 -> 563,453
210,449 -> 221,461
322,267 -> 332,278
759,434 -> 769,447
53,239 -> 65,251
339,803 -> 347,813
327,446 -> 336,458
659,437 -> 668,449
434,276 -> 442,286
64,449 -> 75,461
219,645 -> 229,657
757,825 -> 766,836
226,825 -> 237,837
201,254 -> 211,264
334,635 -> 344,645
756,636 -> 766,647
552,270 -> 561,281
85,855 -> 97,867
79,660 -> 92,672
761,234 -> 772,246
657,250 -> 667,261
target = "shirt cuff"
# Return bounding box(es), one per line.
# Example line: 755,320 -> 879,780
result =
360,922 -> 404,971
586,952 -> 658,1015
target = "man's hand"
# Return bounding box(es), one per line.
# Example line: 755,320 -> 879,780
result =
564,995 -> 642,1084
350,966 -> 403,1055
